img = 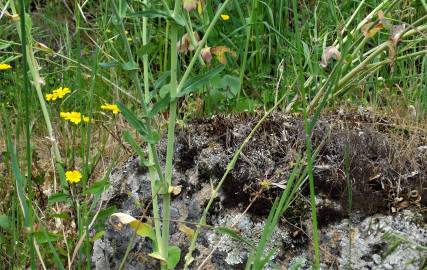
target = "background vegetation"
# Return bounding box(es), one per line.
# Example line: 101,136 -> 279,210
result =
0,0 -> 426,269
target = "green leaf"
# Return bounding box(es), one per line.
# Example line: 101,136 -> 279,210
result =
153,71 -> 171,90
48,193 -> 70,206
111,213 -> 156,241
33,231 -> 62,244
93,230 -> 106,241
128,9 -> 170,19
117,0 -> 129,18
148,95 -> 171,117
116,102 -> 148,137
214,226 -> 255,250
143,130 -> 161,145
84,179 -> 110,195
0,214 -> 10,230
233,98 -> 255,113
99,61 -> 119,68
177,65 -> 225,98
49,213 -> 70,220
219,75 -> 240,96
56,164 -> 68,190
159,83 -> 171,98
97,206 -> 117,222
167,246 -> 181,269
129,220 -> 156,241
122,61 -> 139,71
128,10 -> 185,26
136,44 -> 151,58
122,131 -> 146,162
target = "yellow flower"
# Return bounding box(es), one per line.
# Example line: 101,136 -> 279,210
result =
45,93 -> 57,101
45,87 -> 71,101
65,170 -> 82,184
220,14 -> 230,21
0,63 -> 12,71
54,87 -> 71,98
101,103 -> 120,115
60,111 -> 90,124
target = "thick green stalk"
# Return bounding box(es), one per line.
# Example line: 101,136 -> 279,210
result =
160,4 -> 180,267
141,0 -> 164,255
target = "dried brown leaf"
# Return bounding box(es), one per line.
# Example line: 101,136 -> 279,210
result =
211,46 -> 237,64
320,46 -> 341,68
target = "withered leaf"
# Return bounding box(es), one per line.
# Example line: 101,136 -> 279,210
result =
320,46 -> 341,68
211,46 -> 237,64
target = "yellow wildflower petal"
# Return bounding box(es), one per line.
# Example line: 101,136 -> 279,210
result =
0,63 -> 12,70
65,170 -> 82,184
220,14 -> 230,21
68,112 -> 82,124
46,93 -> 54,101
101,103 -> 120,114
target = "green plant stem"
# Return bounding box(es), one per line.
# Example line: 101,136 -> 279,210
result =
111,1 -> 165,266
160,1 -> 181,266
9,1 -> 62,164
184,12 -> 205,66
237,0 -> 255,101
143,0 -> 150,103
422,0 -> 427,12
161,1 -> 234,266
17,0 -> 35,268
141,0 -> 163,255
111,0 -> 147,110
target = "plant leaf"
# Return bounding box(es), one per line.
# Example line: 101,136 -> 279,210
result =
110,213 -> 155,240
0,214 -> 10,230
361,22 -> 384,38
83,179 -> 110,195
128,10 -> 185,26
33,231 -> 62,244
48,192 -> 70,205
116,102 -> 149,137
214,226 -> 255,250
148,95 -> 171,117
167,246 -> 181,269
177,65 -> 225,98
320,46 -> 341,68
122,61 -> 139,71
178,224 -> 195,241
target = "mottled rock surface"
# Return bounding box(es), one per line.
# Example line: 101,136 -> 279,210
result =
92,113 -> 427,269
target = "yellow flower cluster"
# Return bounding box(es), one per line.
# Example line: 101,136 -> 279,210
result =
101,103 -> 120,114
65,170 -> 82,184
0,63 -> 12,71
60,112 -> 90,124
46,87 -> 71,101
